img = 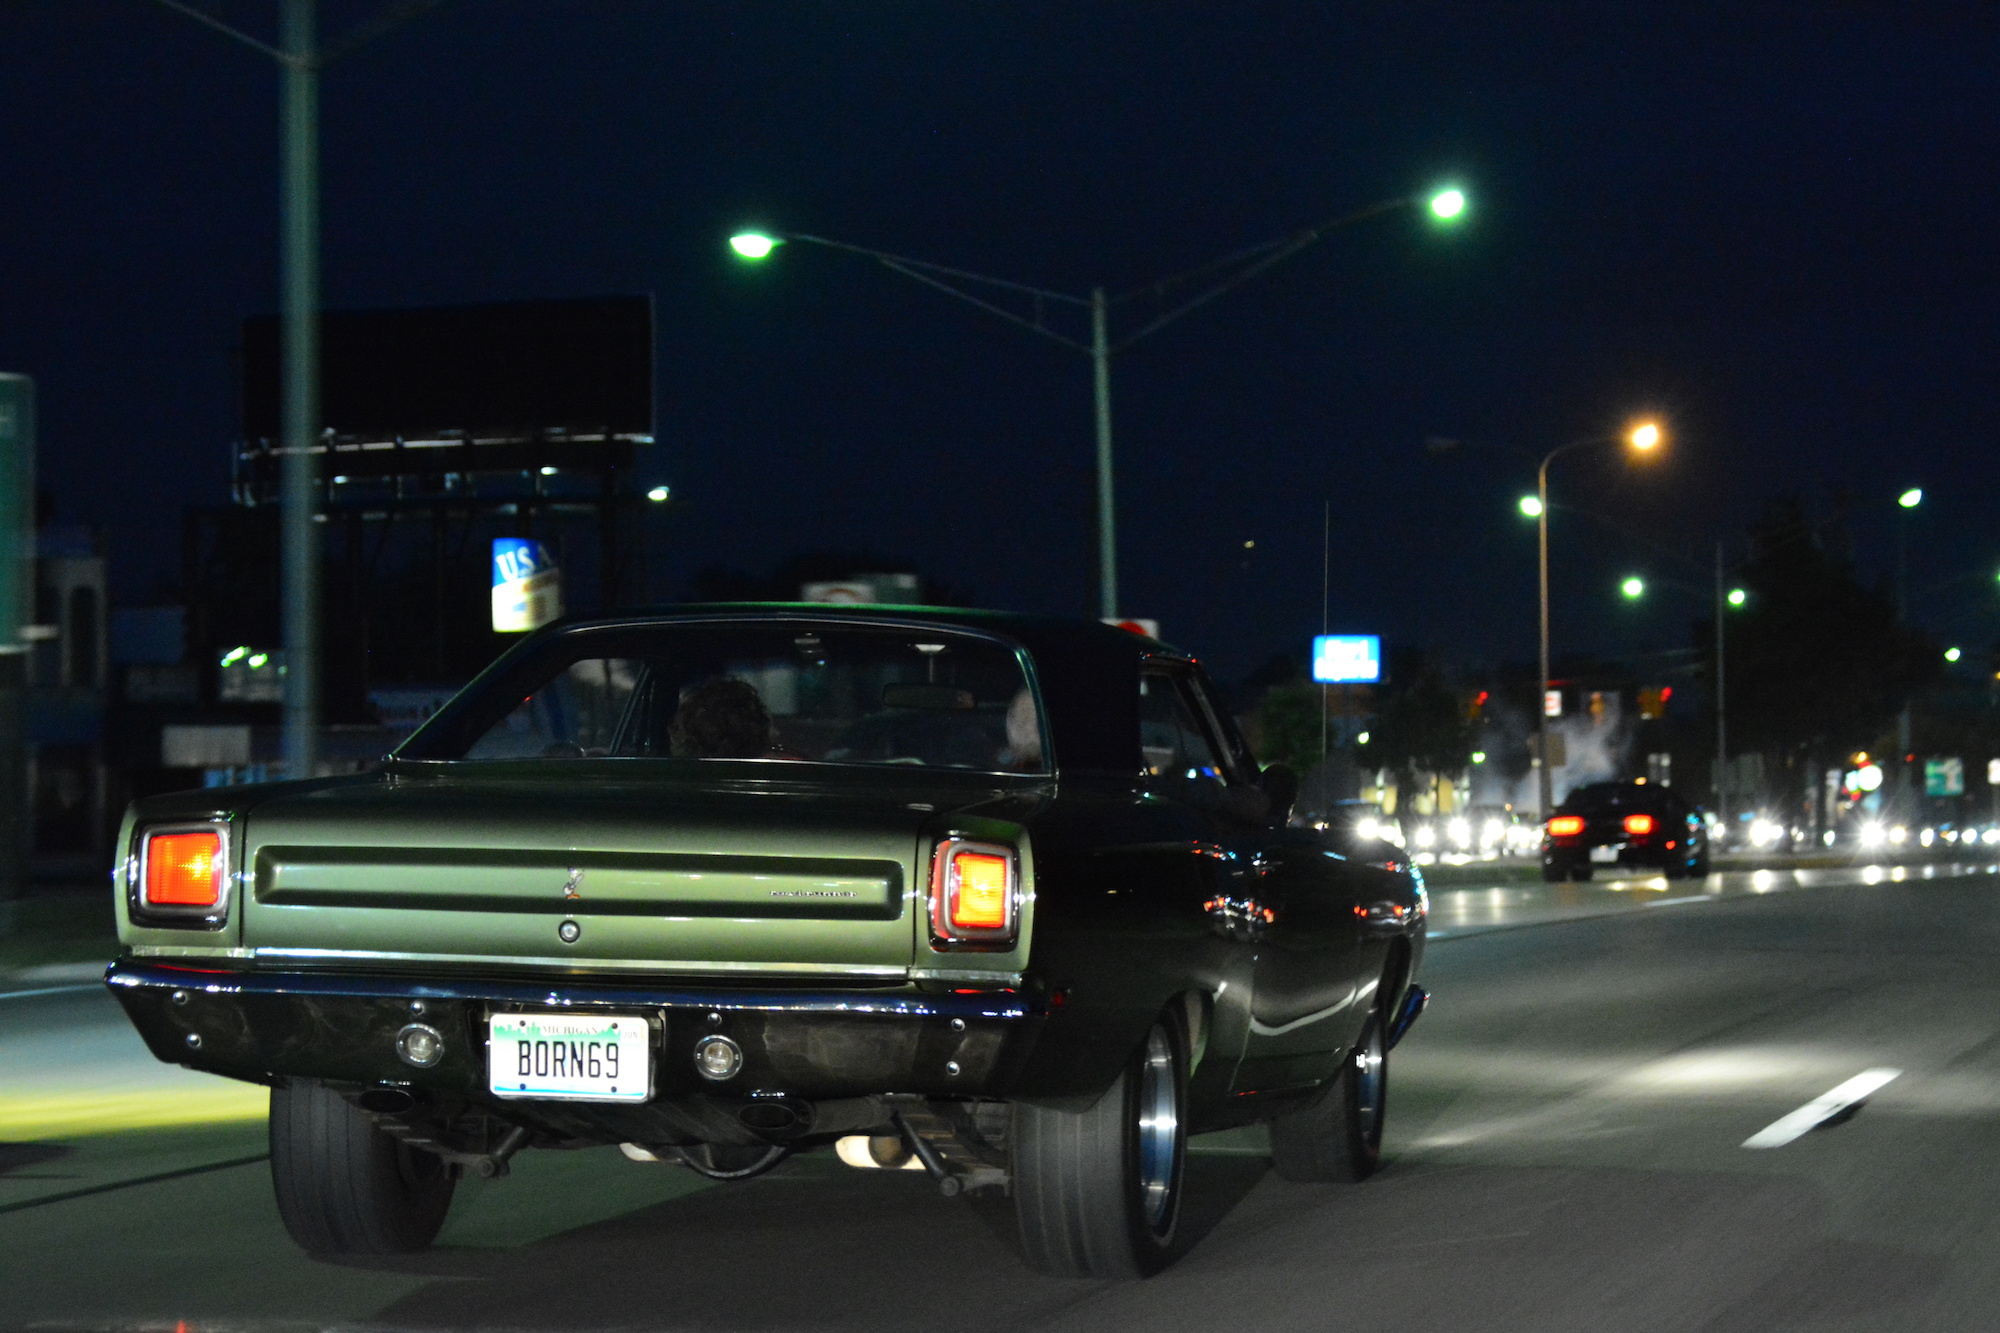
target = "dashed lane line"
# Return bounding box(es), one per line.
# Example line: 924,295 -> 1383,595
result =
1742,1068 -> 1903,1149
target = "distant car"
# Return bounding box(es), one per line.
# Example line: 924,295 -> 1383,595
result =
105,605 -> 1428,1278
1541,780 -> 1710,881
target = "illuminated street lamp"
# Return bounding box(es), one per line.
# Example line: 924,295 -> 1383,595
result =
1533,418 -> 1666,817
1899,487 -> 1923,509
728,185 -> 1468,618
1947,646 -> 1963,663
1620,575 -> 1646,599
1727,587 -> 1747,607
1518,495 -> 1543,518
729,232 -> 780,259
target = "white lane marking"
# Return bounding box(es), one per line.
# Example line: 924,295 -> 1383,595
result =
0,983 -> 101,1002
1742,1068 -> 1902,1148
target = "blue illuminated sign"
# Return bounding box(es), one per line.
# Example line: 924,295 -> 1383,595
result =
1312,634 -> 1381,684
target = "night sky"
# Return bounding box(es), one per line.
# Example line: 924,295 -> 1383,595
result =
6,2 -> 1999,683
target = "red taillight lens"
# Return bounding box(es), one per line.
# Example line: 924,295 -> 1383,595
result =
144,831 -> 223,907
929,840 -> 1017,946
1547,816 -> 1585,838
950,853 -> 1010,931
1623,813 -> 1656,836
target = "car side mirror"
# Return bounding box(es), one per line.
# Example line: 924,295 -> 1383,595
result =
1259,763 -> 1298,826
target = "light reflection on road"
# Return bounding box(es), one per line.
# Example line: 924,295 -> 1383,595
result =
1425,860 -> 1998,939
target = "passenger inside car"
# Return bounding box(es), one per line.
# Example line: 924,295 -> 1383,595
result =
669,676 -> 779,758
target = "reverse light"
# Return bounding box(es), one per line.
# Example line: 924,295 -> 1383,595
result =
929,839 -> 1019,948
1547,816 -> 1585,838
1623,813 -> 1656,837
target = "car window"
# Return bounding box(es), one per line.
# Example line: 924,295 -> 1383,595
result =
1139,669 -> 1228,794
1184,671 -> 1255,783
464,658 -> 644,759
415,623 -> 1047,774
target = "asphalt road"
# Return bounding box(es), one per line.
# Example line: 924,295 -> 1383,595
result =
5,861 -> 2000,1331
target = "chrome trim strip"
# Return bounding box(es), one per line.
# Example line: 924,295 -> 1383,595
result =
245,947 -> 909,977
104,958 -> 1035,1019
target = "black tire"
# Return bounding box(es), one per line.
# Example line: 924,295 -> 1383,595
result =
1268,1007 -> 1387,1183
1012,1015 -> 1188,1278
269,1080 -> 457,1256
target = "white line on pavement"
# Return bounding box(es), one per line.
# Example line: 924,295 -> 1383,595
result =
0,983 -> 101,1002
1742,1068 -> 1903,1149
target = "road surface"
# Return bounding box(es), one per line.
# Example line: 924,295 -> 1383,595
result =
5,860 -> 1998,1330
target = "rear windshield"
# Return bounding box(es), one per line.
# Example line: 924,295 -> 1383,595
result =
399,621 -> 1047,774
1562,783 -> 1681,814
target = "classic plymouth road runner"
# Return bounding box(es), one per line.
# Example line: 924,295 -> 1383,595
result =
107,607 -> 1427,1277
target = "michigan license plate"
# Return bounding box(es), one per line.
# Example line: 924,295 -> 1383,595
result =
487,1011 -> 652,1102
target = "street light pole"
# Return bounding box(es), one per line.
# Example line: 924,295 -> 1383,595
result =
1090,287 -> 1117,620
280,0 -> 321,782
730,190 -> 1459,619
1537,454 -> 1554,820
1532,420 -> 1664,820
142,0 -> 449,779
1715,537 -> 1728,835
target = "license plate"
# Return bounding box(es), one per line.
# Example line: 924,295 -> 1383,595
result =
488,1011 -> 652,1102
1589,844 -> 1620,863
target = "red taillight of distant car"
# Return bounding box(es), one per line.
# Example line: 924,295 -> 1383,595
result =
1547,816 -> 1585,838
1623,813 -> 1656,837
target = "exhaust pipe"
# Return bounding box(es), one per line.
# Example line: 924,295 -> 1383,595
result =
1386,985 -> 1428,1051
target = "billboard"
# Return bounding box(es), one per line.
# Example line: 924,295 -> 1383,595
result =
243,296 -> 654,442
492,539 -> 563,633
1312,634 -> 1381,684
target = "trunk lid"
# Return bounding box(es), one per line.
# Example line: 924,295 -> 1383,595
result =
240,767 -> 958,979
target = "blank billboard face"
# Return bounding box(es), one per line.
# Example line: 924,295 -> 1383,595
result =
242,297 -> 653,441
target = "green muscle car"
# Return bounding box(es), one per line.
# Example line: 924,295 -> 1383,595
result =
107,606 -> 1427,1278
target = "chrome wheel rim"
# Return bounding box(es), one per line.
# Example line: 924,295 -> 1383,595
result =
1136,1025 -> 1181,1232
1352,1021 -> 1386,1146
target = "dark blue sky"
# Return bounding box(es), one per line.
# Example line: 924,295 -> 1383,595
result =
6,2 -> 1999,681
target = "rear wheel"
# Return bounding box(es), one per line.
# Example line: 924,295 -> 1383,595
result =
1268,1008 -> 1387,1183
269,1080 -> 457,1256
1012,1016 -> 1187,1278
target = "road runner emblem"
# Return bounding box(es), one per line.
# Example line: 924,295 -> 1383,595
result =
562,867 -> 584,900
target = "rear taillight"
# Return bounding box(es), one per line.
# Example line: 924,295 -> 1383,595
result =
1547,816 -> 1585,838
134,824 -> 230,923
929,839 -> 1018,948
1623,813 -> 1656,836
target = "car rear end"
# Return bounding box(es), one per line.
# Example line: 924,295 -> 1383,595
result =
1540,785 -> 1699,878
